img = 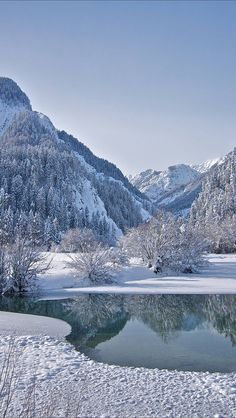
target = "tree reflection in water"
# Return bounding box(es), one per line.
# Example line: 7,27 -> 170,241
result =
0,294 -> 236,362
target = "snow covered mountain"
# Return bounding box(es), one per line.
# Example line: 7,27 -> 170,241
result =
0,78 -> 150,245
130,159 -> 222,215
130,164 -> 199,202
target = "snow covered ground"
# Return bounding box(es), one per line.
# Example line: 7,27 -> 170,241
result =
39,252 -> 236,298
0,313 -> 236,418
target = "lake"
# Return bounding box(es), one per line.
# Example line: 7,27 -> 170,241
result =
0,294 -> 236,372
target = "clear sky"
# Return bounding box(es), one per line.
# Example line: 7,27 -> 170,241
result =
0,1 -> 235,174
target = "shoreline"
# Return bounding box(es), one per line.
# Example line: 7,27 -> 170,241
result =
37,252 -> 236,298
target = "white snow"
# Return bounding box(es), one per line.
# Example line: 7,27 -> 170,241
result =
39,253 -> 236,298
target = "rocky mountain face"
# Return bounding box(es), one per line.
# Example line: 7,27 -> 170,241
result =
0,78 -> 151,245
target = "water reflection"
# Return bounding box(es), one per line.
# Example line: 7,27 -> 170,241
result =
0,294 -> 236,371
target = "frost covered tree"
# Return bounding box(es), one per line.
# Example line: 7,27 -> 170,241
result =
68,243 -> 121,284
200,215 -> 236,253
0,244 -> 9,294
121,212 -> 176,268
190,149 -> 236,253
172,223 -> 206,273
121,211 -> 206,274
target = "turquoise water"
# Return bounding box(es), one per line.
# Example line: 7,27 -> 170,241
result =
0,294 -> 236,372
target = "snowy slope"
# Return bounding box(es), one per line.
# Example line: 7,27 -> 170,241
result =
75,177 -> 122,238
35,111 -> 60,142
74,151 -> 149,222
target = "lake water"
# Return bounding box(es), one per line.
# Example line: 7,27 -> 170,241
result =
0,294 -> 236,372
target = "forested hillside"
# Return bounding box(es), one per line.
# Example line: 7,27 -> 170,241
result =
0,78 -> 150,246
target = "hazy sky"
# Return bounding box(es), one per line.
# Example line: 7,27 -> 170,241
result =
0,1 -> 235,174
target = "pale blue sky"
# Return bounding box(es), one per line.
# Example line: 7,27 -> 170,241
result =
0,1 -> 235,174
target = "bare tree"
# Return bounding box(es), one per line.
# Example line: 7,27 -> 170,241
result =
5,237 -> 49,295
61,227 -> 98,253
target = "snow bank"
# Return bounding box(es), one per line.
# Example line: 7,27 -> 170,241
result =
0,311 -> 71,337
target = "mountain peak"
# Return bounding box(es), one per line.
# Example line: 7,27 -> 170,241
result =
0,78 -> 32,136
0,77 -> 31,110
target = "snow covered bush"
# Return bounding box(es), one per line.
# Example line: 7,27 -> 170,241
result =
122,211 -> 206,274
68,243 -> 121,284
